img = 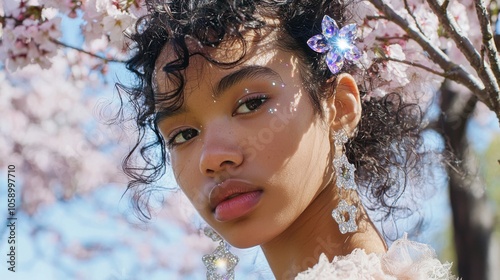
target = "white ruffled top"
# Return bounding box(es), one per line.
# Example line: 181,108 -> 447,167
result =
295,234 -> 457,280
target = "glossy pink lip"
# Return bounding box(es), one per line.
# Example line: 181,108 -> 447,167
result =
209,179 -> 263,222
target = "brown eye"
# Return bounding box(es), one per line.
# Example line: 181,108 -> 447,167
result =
234,95 -> 268,115
169,128 -> 199,146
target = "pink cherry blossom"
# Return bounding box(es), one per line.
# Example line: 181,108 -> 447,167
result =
0,52 -> 128,214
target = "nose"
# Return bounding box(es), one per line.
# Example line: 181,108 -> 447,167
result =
199,125 -> 244,177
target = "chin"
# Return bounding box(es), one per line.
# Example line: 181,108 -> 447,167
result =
226,237 -> 261,249
217,228 -> 264,249
215,220 -> 280,249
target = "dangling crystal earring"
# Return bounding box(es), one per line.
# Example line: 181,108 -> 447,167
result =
202,227 -> 239,280
331,130 -> 358,234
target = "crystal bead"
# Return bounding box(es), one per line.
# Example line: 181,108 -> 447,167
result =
339,23 -> 358,41
333,130 -> 349,146
333,153 -> 357,190
202,242 -> 239,280
307,34 -> 330,53
331,200 -> 358,234
326,51 -> 344,75
345,46 -> 361,61
322,15 -> 339,39
204,227 -> 222,242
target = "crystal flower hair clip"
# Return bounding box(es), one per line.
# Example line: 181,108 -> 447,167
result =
307,15 -> 361,74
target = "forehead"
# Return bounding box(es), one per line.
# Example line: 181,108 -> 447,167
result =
153,29 -> 298,96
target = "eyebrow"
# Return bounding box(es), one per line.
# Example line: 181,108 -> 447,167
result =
155,65 -> 282,123
212,65 -> 282,99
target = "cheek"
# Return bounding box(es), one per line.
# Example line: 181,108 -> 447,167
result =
266,108 -> 331,190
286,128 -> 330,176
170,153 -> 206,209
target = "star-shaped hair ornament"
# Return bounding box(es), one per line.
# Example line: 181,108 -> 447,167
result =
307,15 -> 361,74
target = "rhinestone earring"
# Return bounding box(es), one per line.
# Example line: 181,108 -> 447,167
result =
202,227 -> 239,280
331,130 -> 358,234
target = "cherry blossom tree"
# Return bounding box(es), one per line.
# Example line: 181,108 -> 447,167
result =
1,0 -> 499,279
349,1 -> 500,279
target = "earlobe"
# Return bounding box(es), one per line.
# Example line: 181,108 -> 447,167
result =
328,73 -> 362,136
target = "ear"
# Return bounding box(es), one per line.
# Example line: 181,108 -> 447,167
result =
326,73 -> 362,136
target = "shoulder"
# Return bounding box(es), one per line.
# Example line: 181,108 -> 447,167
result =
295,234 -> 457,280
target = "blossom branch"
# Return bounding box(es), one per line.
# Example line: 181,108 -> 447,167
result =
425,0 -> 482,68
475,0 -> 500,85
366,15 -> 388,21
368,0 -> 496,117
403,0 -> 425,37
51,39 -> 127,64
375,36 -> 409,42
426,0 -> 500,114
381,57 -> 446,77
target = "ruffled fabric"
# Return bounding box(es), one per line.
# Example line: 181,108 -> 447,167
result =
295,234 -> 457,280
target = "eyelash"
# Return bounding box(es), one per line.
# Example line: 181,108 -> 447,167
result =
166,94 -> 269,147
167,127 -> 199,148
233,94 -> 269,116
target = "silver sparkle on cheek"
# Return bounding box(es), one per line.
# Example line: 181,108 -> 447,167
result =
268,108 -> 277,114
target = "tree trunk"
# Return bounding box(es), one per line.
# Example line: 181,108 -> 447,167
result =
438,82 -> 496,280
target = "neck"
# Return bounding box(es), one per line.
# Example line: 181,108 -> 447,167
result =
260,184 -> 387,280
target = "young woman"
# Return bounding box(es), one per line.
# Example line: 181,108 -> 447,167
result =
120,0 -> 456,278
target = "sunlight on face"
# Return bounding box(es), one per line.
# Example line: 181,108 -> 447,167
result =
153,29 -> 334,248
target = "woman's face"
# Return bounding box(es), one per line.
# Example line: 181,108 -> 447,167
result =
154,33 -> 335,248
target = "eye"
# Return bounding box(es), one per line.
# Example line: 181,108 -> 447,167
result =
168,128 -> 199,147
234,95 -> 269,115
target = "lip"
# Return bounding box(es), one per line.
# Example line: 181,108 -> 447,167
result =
209,179 -> 263,222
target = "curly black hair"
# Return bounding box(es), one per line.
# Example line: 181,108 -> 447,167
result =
117,0 -> 426,233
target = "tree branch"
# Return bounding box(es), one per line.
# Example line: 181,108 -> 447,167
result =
426,0 -> 482,69
375,36 -> 410,42
475,0 -> 500,87
381,57 -> 446,77
426,0 -> 500,114
366,15 -> 388,21
51,39 -> 127,64
368,0 -> 493,113
403,0 -> 425,36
